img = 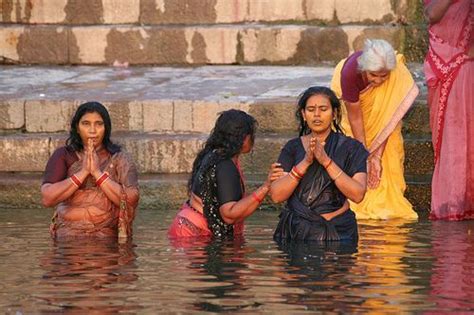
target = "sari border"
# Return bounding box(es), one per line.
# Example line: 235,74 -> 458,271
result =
368,83 -> 419,153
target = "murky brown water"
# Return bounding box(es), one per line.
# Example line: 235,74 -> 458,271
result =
1,208 -> 473,313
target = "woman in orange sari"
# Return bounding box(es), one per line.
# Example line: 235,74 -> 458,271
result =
41,102 -> 139,238
424,0 -> 474,220
331,39 -> 419,220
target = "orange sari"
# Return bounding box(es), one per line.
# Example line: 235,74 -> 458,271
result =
331,54 -> 419,220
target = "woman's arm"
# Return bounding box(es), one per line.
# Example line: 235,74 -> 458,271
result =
41,148 -> 90,207
425,0 -> 452,24
312,138 -> 367,203
270,159 -> 311,203
90,147 -> 139,208
327,165 -> 367,203
41,169 -> 89,207
219,163 -> 284,224
344,101 -> 367,147
367,139 -> 387,189
270,138 -> 315,203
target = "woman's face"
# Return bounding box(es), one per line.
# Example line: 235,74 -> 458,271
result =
302,94 -> 334,135
77,111 -> 105,149
365,69 -> 390,87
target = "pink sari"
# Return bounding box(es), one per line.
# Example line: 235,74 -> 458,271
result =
424,0 -> 474,220
168,203 -> 244,238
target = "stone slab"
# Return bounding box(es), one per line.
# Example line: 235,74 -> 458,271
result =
0,134 -> 51,172
0,24 -> 407,65
0,100 -> 24,130
2,0 -> 406,25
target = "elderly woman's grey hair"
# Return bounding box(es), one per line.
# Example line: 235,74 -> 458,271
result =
358,39 -> 396,72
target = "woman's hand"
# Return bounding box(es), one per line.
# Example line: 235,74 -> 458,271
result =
87,139 -> 101,178
304,136 -> 315,164
311,137 -> 331,167
367,155 -> 382,189
266,162 -> 286,186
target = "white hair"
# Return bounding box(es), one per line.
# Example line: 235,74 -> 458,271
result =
358,39 -> 396,72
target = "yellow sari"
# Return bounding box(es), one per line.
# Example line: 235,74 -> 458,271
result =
331,54 -> 419,220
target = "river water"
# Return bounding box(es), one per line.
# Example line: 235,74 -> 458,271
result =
1,208 -> 473,313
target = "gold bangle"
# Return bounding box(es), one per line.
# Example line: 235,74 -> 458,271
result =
288,172 -> 300,182
333,170 -> 344,181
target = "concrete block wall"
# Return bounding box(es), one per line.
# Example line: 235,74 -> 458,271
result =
0,0 -> 427,65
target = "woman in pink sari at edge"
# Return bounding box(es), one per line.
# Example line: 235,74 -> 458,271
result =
424,0 -> 474,220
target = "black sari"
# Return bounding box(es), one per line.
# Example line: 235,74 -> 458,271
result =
274,132 -> 368,241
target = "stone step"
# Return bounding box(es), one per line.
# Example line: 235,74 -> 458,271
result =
1,0 -> 413,26
0,24 -> 408,65
0,172 -> 431,215
0,97 -> 430,136
0,132 -> 433,176
0,65 -> 428,135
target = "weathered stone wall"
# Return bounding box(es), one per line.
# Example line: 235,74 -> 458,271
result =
0,0 -> 428,65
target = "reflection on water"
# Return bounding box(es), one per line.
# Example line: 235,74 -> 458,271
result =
38,238 -> 139,313
0,208 -> 474,313
430,221 -> 474,311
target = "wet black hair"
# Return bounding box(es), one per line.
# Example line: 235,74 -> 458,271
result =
188,109 -> 257,192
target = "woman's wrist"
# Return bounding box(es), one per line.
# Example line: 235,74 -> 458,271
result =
252,184 -> 270,204
370,154 -> 382,161
297,160 -> 311,173
91,170 -> 103,180
323,158 -> 332,169
95,172 -> 110,187
260,182 -> 271,193
76,170 -> 89,182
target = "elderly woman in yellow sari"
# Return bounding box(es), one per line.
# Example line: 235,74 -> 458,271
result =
330,39 -> 419,220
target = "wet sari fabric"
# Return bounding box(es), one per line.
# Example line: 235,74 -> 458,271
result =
44,147 -> 139,238
274,132 -> 368,241
424,0 -> 474,220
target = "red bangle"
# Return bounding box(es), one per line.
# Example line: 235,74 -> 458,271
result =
70,174 -> 82,187
292,165 -> 304,178
324,159 -> 333,169
252,192 -> 263,203
96,172 -> 109,187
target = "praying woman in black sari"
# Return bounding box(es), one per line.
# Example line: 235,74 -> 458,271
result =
271,86 -> 368,241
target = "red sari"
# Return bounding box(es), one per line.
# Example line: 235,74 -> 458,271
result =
424,0 -> 474,220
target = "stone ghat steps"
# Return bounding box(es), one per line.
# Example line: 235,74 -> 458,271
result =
1,0 -> 409,25
0,172 -> 430,215
0,64 -> 432,211
1,24 -> 409,65
0,132 -> 433,176
0,65 -> 427,134
0,95 -> 429,136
